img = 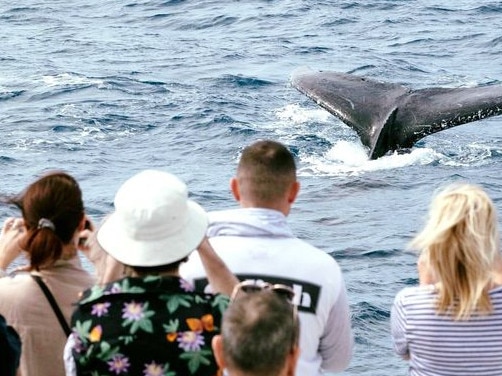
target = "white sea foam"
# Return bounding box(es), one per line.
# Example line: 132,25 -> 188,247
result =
42,73 -> 105,88
275,103 -> 332,124
299,141 -> 441,176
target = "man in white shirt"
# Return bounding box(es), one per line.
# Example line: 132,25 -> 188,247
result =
181,139 -> 354,375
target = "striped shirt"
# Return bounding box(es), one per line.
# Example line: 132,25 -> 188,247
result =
391,285 -> 502,376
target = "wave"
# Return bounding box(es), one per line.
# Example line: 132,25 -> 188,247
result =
0,90 -> 25,101
210,74 -> 273,88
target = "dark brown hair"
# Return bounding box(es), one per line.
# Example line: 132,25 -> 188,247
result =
125,257 -> 189,277
9,171 -> 84,270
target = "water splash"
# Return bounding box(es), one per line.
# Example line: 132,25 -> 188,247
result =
275,103 -> 332,124
300,141 -> 440,176
42,73 -> 106,88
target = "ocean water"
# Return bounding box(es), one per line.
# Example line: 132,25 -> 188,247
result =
2,1 -> 502,375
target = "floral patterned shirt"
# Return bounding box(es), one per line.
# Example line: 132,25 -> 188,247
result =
70,276 -> 229,376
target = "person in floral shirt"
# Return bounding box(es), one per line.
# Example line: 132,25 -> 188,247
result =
66,170 -> 238,376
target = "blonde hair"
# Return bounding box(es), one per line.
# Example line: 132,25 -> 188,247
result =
410,183 -> 500,320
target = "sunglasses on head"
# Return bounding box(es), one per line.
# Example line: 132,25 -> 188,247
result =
231,279 -> 299,350
230,280 -> 296,303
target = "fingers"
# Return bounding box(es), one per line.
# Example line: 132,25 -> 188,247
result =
1,217 -> 25,236
2,217 -> 17,234
78,217 -> 96,251
2,217 -> 15,231
83,216 -> 95,232
0,218 -> 25,270
1,217 -> 26,237
78,230 -> 94,253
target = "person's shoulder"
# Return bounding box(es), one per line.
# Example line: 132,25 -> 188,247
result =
0,273 -> 39,312
76,277 -> 133,305
0,313 -> 7,326
394,284 -> 436,305
208,208 -> 243,222
0,313 -> 21,367
59,255 -> 95,273
289,238 -> 341,264
186,291 -> 230,318
0,271 -> 32,288
489,285 -> 502,305
208,207 -> 239,215
396,284 -> 434,296
196,291 -> 230,304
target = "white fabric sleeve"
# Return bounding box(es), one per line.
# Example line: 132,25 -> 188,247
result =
319,279 -> 354,372
63,333 -> 77,376
390,290 -> 409,359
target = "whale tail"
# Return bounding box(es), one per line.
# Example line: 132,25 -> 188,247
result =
291,69 -> 502,160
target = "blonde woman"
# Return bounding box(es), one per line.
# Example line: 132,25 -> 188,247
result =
391,183 -> 502,375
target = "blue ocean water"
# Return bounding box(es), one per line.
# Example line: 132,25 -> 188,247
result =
1,1 -> 502,374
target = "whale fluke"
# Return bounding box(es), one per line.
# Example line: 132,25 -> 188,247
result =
291,69 -> 502,159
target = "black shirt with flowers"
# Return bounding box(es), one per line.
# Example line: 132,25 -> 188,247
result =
70,275 -> 229,376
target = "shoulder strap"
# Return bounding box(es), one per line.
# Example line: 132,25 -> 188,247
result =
31,275 -> 72,337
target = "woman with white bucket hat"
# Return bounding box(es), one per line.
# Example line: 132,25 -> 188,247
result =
65,169 -> 238,376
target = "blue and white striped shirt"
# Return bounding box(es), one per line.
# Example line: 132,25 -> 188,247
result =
391,285 -> 502,376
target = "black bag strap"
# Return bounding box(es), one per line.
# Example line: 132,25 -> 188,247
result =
31,275 -> 71,337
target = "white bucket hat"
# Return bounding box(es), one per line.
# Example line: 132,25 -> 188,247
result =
97,170 -> 208,267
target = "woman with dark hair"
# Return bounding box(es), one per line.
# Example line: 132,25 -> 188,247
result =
0,171 -> 95,376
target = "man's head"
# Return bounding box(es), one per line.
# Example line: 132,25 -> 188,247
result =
231,140 -> 300,214
212,287 -> 300,376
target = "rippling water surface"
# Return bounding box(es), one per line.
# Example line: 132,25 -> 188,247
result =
2,1 -> 502,375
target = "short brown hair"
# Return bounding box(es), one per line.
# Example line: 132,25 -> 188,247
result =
221,290 -> 299,374
237,140 -> 296,204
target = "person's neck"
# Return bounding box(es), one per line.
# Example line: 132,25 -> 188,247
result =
239,201 -> 290,216
127,269 -> 180,278
61,243 -> 78,260
490,257 -> 502,288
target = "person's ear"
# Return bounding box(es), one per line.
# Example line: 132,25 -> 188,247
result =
230,177 -> 241,202
211,335 -> 226,369
285,345 -> 301,376
287,181 -> 300,204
